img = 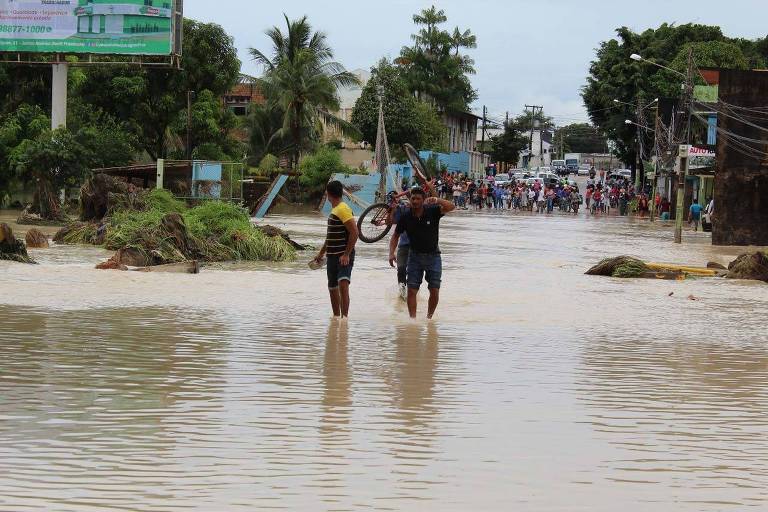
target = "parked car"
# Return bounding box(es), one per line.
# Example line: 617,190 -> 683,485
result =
607,169 -> 632,182
512,170 -> 531,181
493,173 -> 512,186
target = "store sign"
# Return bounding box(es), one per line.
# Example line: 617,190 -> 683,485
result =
689,146 -> 715,157
0,0 -> 179,56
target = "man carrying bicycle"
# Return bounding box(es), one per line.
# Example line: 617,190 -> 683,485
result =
388,187 -> 455,319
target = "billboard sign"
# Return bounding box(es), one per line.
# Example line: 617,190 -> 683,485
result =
0,0 -> 179,55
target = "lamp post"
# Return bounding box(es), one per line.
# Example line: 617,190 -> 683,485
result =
616,97 -> 658,191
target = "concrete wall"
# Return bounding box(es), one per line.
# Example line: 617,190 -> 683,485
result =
340,148 -> 374,169
713,70 -> 768,246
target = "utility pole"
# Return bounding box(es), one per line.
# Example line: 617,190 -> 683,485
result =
634,97 -> 645,192
51,57 -> 68,129
649,109 -> 661,223
525,104 -> 543,168
481,105 -> 487,153
674,47 -> 695,244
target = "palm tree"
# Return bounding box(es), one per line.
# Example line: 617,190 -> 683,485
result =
249,15 -> 360,168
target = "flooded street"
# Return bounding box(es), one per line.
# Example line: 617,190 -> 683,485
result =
1,209 -> 768,511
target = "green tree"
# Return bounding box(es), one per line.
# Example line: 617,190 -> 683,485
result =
172,89 -> 242,161
351,59 -> 446,154
489,124 -> 528,167
10,129 -> 90,219
75,19 -> 241,160
582,24 -> 763,169
413,101 -> 447,152
0,104 -> 49,199
247,101 -> 292,166
396,5 -> 477,112
554,123 -> 608,154
250,15 -> 360,169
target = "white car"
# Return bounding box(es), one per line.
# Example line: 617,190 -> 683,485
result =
577,167 -> 590,176
493,173 -> 512,186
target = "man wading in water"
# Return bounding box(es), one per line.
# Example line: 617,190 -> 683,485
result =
388,187 -> 455,319
313,181 -> 358,318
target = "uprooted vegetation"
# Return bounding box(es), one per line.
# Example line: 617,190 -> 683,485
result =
56,176 -> 299,266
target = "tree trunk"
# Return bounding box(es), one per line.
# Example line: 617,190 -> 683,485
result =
33,177 -> 64,221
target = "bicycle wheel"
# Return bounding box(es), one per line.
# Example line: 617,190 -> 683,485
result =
357,203 -> 393,243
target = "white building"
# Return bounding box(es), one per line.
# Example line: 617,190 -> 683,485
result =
519,130 -> 554,168
322,68 -> 373,168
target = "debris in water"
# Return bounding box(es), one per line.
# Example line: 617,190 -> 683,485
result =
0,223 -> 36,264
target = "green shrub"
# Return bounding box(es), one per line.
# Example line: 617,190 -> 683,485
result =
258,153 -> 279,174
299,147 -> 354,189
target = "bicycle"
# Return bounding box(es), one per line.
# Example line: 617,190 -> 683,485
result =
357,143 -> 434,244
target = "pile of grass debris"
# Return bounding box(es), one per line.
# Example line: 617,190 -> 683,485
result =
56,189 -> 297,265
585,256 -> 648,278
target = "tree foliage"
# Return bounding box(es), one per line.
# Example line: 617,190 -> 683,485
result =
489,124 -> 528,166
298,146 -> 353,189
554,123 -> 608,154
396,5 -> 477,112
250,15 -> 360,168
582,23 -> 768,168
351,59 -> 446,154
74,19 -> 241,160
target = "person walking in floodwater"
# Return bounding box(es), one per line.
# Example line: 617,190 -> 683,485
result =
313,180 -> 358,318
388,187 -> 455,319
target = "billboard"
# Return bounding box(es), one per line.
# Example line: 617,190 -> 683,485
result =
0,0 -> 180,55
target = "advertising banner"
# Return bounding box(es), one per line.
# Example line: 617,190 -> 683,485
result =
0,0 -> 176,55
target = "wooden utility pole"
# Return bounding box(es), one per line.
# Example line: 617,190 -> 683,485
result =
524,105 -> 543,168
481,105 -> 487,153
674,47 -> 695,244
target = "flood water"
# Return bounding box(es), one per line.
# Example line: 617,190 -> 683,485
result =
1,207 -> 768,511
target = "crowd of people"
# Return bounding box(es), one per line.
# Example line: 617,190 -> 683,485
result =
429,170 -> 684,218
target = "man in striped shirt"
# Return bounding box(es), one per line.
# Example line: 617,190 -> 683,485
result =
312,181 -> 359,318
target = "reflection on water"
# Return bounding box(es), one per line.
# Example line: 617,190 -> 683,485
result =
1,211 -> 768,511
578,335 -> 768,505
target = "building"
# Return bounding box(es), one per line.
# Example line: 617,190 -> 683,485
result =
223,74 -> 265,116
518,130 -> 554,168
444,111 -> 481,153
323,68 -> 373,169
75,0 -> 172,36
711,69 -> 768,246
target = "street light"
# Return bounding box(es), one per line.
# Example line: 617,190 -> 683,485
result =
614,97 -> 659,110
630,53 -> 686,78
625,119 -> 652,131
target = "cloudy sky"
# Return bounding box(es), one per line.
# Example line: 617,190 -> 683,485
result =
185,0 -> 766,126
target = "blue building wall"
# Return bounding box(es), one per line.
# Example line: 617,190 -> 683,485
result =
418,150 -> 471,175
191,160 -> 222,198
321,166 -> 406,216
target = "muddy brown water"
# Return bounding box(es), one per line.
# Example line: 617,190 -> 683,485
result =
1,208 -> 767,511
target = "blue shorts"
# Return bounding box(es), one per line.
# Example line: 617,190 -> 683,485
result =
326,251 -> 354,289
407,252 -> 442,290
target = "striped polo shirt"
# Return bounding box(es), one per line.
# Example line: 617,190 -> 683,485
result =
326,202 -> 354,255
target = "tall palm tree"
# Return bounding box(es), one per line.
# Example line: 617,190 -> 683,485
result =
250,15 -> 360,168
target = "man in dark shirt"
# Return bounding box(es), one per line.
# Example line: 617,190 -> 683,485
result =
388,187 -> 456,319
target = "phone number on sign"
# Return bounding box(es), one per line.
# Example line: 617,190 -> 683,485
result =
0,25 -> 52,33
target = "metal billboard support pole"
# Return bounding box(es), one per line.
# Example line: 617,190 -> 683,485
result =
51,62 -> 68,129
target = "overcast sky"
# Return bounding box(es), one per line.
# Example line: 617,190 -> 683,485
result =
185,0 -> 766,126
